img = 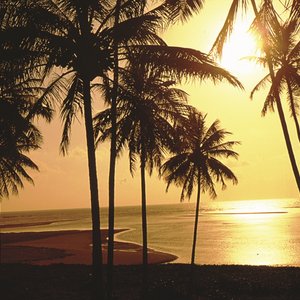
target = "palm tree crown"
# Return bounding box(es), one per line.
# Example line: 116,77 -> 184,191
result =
95,63 -> 189,173
211,0 -> 300,191
249,3 -> 300,141
0,78 -> 53,198
161,109 -> 239,201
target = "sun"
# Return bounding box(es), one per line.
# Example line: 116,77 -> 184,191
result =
219,22 -> 260,76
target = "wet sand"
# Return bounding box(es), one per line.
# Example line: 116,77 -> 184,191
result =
0,229 -> 177,265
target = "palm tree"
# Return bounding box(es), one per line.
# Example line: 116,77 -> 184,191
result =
250,0 -> 300,191
160,109 -> 239,265
0,105 -> 39,199
249,5 -> 300,142
0,78 -> 53,198
94,60 -> 190,293
211,0 -> 300,191
1,2 -> 107,286
107,2 -> 121,298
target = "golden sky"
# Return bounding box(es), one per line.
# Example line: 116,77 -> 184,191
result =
2,0 -> 299,212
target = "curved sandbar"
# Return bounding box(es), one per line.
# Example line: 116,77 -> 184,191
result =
1,230 -> 177,265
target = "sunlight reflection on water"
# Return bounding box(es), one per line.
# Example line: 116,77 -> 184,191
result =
223,212 -> 289,266
195,205 -> 300,266
2,199 -> 300,266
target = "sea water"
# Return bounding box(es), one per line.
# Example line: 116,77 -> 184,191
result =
1,198 -> 300,266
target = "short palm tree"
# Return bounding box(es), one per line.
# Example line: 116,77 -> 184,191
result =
211,0 -> 300,191
160,109 -> 239,265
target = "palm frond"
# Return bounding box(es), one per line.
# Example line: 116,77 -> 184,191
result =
288,0 -> 300,22
60,75 -> 84,155
161,108 -> 239,201
210,0 -> 248,57
129,45 -> 244,89
113,14 -> 167,46
244,55 -> 268,66
250,73 -> 271,99
208,157 -> 238,187
164,0 -> 205,23
261,87 -> 276,116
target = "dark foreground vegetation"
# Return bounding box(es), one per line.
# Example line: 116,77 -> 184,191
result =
1,263 -> 300,300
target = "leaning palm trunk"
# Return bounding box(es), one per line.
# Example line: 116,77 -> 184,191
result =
191,170 -> 201,265
286,80 -> 300,142
107,1 -> 122,298
140,145 -> 148,292
250,0 -> 300,191
82,78 -> 103,290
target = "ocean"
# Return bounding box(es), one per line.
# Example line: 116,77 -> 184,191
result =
2,198 -> 300,266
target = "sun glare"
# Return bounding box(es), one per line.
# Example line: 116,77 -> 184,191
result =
219,23 -> 260,76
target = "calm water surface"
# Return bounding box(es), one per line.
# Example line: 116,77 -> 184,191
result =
2,198 -> 300,266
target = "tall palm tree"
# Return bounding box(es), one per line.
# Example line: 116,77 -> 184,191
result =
249,5 -> 300,141
94,60 -> 190,292
160,109 -> 239,265
106,2 -> 121,297
1,2 -> 107,286
211,0 -> 300,191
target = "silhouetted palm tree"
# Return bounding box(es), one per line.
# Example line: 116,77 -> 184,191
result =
94,60 -> 190,293
249,4 -> 300,141
160,109 -> 239,265
211,0 -> 300,191
1,2 -> 107,287
0,78 -> 53,198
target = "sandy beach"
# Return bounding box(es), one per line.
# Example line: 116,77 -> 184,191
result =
0,229 -> 177,265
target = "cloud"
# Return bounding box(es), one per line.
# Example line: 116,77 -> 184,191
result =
69,147 -> 87,159
120,178 -> 127,184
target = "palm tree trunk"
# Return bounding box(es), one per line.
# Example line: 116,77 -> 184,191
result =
82,77 -> 103,286
250,0 -> 300,192
107,1 -> 121,298
191,170 -> 201,265
140,147 -> 148,293
286,79 -> 300,142
78,4 -> 104,298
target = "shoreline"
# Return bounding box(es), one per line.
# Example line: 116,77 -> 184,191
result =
1,229 -> 177,265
